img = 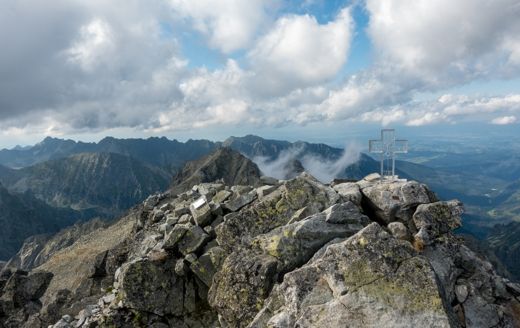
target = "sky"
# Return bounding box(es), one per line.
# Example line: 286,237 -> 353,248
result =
1,0 -> 520,148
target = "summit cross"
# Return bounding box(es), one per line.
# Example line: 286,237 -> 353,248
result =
369,129 -> 408,180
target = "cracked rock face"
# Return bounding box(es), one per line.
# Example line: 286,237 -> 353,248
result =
249,223 -> 453,328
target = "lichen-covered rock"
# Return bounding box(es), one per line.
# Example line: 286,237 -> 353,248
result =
323,201 -> 368,225
208,250 -> 278,328
0,270 -> 54,326
118,259 -> 184,316
256,185 -> 277,200
178,226 -> 211,256
209,204 -> 369,327
162,224 -> 190,250
189,246 -> 227,288
360,178 -> 436,226
216,173 -> 340,251
413,200 -> 463,246
7,172 -> 520,328
223,190 -> 257,212
422,237 -> 520,328
388,221 -> 411,241
212,190 -> 232,204
252,210 -> 368,272
249,223 -> 455,328
333,182 -> 362,206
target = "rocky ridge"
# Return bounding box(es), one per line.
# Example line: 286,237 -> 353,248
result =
1,173 -> 519,327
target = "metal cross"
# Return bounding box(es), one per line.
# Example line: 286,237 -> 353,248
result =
369,129 -> 408,180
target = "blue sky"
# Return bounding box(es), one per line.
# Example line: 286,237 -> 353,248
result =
1,0 -> 520,148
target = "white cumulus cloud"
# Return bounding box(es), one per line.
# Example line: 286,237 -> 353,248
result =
170,0 -> 277,53
491,115 -> 517,125
248,7 -> 354,95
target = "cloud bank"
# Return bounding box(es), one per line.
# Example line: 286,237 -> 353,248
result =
0,0 -> 519,143
253,143 -> 361,183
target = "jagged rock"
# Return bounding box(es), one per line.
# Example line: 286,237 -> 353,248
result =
210,202 -> 223,217
413,200 -> 463,246
204,225 -> 216,239
178,226 -> 211,256
216,173 -> 340,251
173,206 -> 190,217
360,178 -> 436,225
0,270 -> 54,326
193,183 -> 225,199
388,221 -> 411,241
333,182 -> 362,206
144,195 -> 160,211
170,147 -> 262,195
421,236 -> 520,328
163,224 -> 190,250
189,247 -> 227,287
249,223 -> 454,328
260,176 -> 278,185
256,185 -> 277,199
323,202 -> 369,225
159,222 -> 174,235
139,234 -> 162,256
223,190 -> 257,212
231,185 -> 253,195
190,196 -> 213,226
212,190 -> 233,204
151,209 -> 165,223
175,259 -> 189,276
210,205 -> 369,327
178,214 -> 193,224
208,251 -> 278,328
118,259 -> 184,316
165,215 -> 178,226
455,284 -> 469,303
5,173 -> 520,328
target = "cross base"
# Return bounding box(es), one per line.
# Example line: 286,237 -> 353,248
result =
380,175 -> 407,182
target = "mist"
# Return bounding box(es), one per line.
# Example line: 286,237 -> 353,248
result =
253,143 -> 362,183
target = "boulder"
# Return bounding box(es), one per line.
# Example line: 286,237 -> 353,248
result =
388,221 -> 411,241
333,182 -> 362,206
212,190 -> 233,204
178,226 -> 211,256
260,176 -> 279,185
189,247 -> 227,287
413,200 -> 463,246
208,250 -> 279,328
249,223 -> 454,328
360,179 -> 435,225
323,202 -> 369,225
117,259 -> 183,316
223,190 -> 257,212
162,224 -> 190,250
216,173 -> 340,251
256,185 -> 277,200
210,205 -> 369,327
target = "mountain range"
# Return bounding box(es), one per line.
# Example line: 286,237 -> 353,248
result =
0,152 -> 170,216
1,134 -> 519,279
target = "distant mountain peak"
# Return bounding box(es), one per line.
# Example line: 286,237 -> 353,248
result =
170,147 -> 262,194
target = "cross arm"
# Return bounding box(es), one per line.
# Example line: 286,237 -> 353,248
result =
394,139 -> 408,153
369,140 -> 384,153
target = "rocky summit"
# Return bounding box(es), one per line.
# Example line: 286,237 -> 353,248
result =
1,172 -> 520,328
